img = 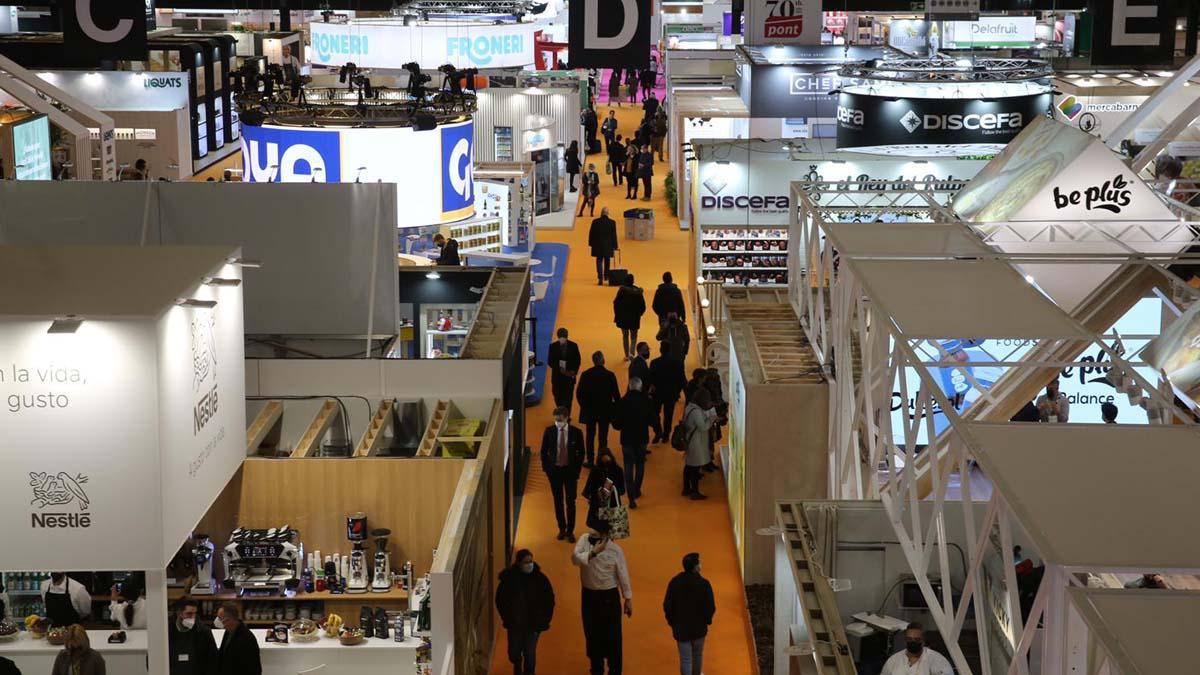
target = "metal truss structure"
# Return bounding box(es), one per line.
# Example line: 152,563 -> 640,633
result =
788,178 -> 1200,675
838,58 -> 1053,84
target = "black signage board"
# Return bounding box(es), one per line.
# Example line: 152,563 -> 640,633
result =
835,92 -> 1051,148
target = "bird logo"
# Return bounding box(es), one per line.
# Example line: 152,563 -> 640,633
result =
191,314 -> 218,393
29,472 -> 90,511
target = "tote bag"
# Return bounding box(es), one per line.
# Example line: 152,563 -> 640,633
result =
598,489 -> 630,540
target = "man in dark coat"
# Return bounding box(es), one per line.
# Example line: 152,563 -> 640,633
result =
611,376 -> 661,508
663,553 -> 716,675
612,273 -> 646,360
496,549 -> 556,675
607,135 -> 627,186
650,341 -> 687,443
433,233 -> 460,266
169,598 -> 218,675
583,106 -> 599,152
588,207 -> 619,285
629,341 -> 651,389
652,272 -> 686,327
576,351 -> 621,467
216,603 -> 261,675
642,91 -> 660,120
656,311 -> 691,361
637,144 -> 654,200
547,327 -> 582,413
541,406 -> 586,541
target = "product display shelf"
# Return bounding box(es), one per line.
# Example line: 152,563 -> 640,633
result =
699,226 -> 790,288
444,217 -> 503,255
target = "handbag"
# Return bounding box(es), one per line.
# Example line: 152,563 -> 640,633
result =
598,488 -> 630,540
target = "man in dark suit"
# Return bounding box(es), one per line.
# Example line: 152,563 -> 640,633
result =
629,341 -> 651,389
547,327 -> 582,413
650,341 -> 687,443
576,351 -> 621,468
588,207 -> 619,285
637,145 -> 654,200
541,406 -> 586,542
652,272 -> 686,327
607,135 -> 627,186
169,598 -> 219,675
612,376 -> 661,508
216,603 -> 261,675
433,233 -> 460,266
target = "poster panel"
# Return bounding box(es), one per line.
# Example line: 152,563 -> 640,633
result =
568,0 -> 651,68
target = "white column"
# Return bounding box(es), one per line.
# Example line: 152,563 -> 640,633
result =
145,569 -> 169,675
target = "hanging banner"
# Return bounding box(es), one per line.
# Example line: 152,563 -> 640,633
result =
1088,0 -> 1174,66
62,0 -> 148,61
835,92 -> 1050,149
568,0 -> 651,68
746,0 -> 823,45
310,22 -> 536,69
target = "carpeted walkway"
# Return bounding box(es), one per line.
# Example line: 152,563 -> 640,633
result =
491,102 -> 758,674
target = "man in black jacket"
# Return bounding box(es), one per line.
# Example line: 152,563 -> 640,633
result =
663,552 -> 715,675
546,327 -> 582,413
650,341 -> 686,442
541,406 -> 586,542
576,351 -> 621,467
629,341 -> 651,390
637,145 -> 654,200
642,91 -> 660,120
169,599 -> 218,675
0,657 -> 17,675
433,233 -> 460,266
216,603 -> 261,675
607,135 -> 626,186
612,377 -> 661,508
495,549 -> 555,675
652,272 -> 686,327
657,312 -> 690,361
588,207 -> 619,285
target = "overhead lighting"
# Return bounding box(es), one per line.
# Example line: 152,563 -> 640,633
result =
177,298 -> 218,309
426,271 -> 442,280
705,324 -> 716,336
1024,274 -> 1035,284
203,277 -> 242,287
48,316 -> 83,334
226,257 -> 262,268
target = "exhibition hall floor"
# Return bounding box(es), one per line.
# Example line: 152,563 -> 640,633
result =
490,103 -> 758,674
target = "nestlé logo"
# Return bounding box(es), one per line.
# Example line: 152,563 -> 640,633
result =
30,471 -> 92,529
1052,174 -> 1132,214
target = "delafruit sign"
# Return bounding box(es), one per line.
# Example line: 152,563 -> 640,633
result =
309,22 -> 535,70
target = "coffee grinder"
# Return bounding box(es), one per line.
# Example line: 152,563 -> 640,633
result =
371,528 -> 393,593
191,534 -> 216,595
346,513 -> 369,594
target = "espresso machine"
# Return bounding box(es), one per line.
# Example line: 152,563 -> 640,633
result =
191,534 -> 217,595
222,525 -> 302,595
371,528 -> 393,593
346,513 -> 370,594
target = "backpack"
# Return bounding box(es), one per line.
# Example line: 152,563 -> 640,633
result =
670,421 -> 694,452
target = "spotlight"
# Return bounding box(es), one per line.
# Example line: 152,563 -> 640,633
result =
177,298 -> 218,309
48,316 -> 83,334
426,271 -> 442,280
226,257 -> 263,268
203,277 -> 243,286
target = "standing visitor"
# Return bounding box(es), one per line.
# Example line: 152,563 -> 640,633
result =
613,274 -> 647,360
601,110 -> 619,151
880,624 -> 953,675
637,144 -> 654,200
432,233 -> 460,266
588,207 -> 619,284
642,91 -> 660,120
1102,401 -> 1118,423
583,107 -> 600,154
624,144 -> 641,199
640,67 -> 656,102
629,342 -> 652,390
657,312 -> 691,361
541,406 -> 585,542
216,604 -> 261,675
650,341 -> 687,443
547,328 -> 582,412
680,389 -> 717,499
1036,376 -> 1070,423
565,140 -> 582,192
626,69 -> 639,104
496,549 -> 555,675
572,521 -> 633,675
608,69 -> 622,105
650,110 -> 668,162
578,163 -> 601,217
109,576 -> 146,630
51,625 -> 105,675
652,272 -> 686,327
607,135 -> 627,186
663,552 -> 716,675
613,377 -> 660,508
169,599 -> 218,675
577,351 -> 621,467
582,449 -> 626,532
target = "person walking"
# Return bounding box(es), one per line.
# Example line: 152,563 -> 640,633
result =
680,389 -> 717,499
612,376 -> 660,508
565,140 -> 582,193
650,341 -> 687,443
496,549 -> 556,675
572,520 -> 633,675
639,68 -> 656,103
663,553 -> 716,675
652,272 -> 686,327
625,69 -> 639,104
588,207 -> 619,284
581,449 -> 626,532
547,327 -> 582,413
613,274 -> 646,360
650,109 -> 668,162
541,406 -> 586,542
624,144 -> 640,199
657,311 -> 691,361
583,106 -> 600,153
601,110 -> 618,152
608,69 -> 622,105
607,135 -> 627,186
51,626 -> 106,675
629,341 -> 652,390
577,351 -> 621,468
642,91 -> 660,121
637,144 -> 654,201
578,163 -> 601,217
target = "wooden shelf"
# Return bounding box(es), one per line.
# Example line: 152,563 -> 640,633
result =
171,588 -> 409,602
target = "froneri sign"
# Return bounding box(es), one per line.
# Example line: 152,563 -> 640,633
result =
309,22 -> 535,70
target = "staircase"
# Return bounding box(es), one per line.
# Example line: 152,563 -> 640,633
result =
462,267 -> 529,359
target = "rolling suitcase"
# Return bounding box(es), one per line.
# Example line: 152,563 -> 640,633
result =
606,250 -> 628,286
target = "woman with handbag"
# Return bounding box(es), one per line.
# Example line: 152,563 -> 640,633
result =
582,449 -> 626,532
577,163 -> 601,217
680,389 -> 718,500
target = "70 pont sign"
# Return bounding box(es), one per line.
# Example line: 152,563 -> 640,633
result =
760,0 -> 810,40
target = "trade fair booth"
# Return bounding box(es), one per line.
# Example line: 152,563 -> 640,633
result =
0,245 -> 247,675
308,20 -> 537,71
0,110 -> 52,180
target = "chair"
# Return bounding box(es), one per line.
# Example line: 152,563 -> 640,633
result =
532,254 -> 557,281
297,666 -> 326,674
532,280 -> 550,302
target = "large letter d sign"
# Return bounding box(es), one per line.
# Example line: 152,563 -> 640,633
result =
584,0 -> 637,49
76,0 -> 132,43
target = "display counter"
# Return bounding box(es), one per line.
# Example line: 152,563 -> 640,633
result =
213,628 -> 422,675
0,630 -> 149,674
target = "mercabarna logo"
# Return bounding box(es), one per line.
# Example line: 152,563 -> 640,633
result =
1058,96 -> 1083,120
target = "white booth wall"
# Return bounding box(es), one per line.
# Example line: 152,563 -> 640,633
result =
473,88 -> 582,163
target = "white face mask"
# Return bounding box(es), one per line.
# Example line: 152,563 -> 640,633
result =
181,617 -> 196,630
520,563 -> 535,574
555,420 -> 567,428
213,617 -> 225,630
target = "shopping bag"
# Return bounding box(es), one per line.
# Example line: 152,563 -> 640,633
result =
598,490 -> 630,539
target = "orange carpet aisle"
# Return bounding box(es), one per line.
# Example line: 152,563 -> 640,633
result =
490,102 -> 758,673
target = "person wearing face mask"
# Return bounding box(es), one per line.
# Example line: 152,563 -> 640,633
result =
41,572 -> 92,627
572,520 -> 633,675
628,342 -> 652,391
663,553 -> 715,675
547,327 -> 582,413
577,351 -> 621,468
168,599 -> 218,675
541,406 -> 586,542
581,448 -> 626,532
881,623 -> 952,675
495,549 -> 556,675
612,377 -> 660,509
215,603 -> 261,675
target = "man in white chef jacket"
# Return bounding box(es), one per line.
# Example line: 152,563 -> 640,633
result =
881,623 -> 953,675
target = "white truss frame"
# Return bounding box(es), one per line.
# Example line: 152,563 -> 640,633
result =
788,178 -> 1200,675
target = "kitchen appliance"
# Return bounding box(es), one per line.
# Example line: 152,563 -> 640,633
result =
371,528 -> 392,593
191,534 -> 217,595
346,513 -> 370,594
222,526 -> 302,595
